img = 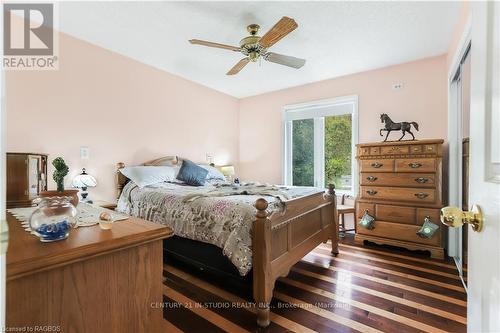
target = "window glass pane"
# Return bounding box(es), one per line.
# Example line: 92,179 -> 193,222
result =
324,114 -> 352,191
292,119 -> 314,186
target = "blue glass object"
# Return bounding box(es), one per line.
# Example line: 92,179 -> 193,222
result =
29,196 -> 77,242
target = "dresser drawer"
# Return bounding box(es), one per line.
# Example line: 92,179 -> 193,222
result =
357,220 -> 441,246
424,144 -> 437,154
395,158 -> 436,173
360,186 -> 436,203
360,159 -> 394,172
358,146 -> 370,156
410,145 -> 423,154
356,202 -> 375,218
360,172 -> 436,188
375,204 -> 416,224
416,208 -> 441,226
380,145 -> 410,155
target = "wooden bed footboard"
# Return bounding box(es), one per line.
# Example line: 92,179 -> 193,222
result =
252,184 -> 338,327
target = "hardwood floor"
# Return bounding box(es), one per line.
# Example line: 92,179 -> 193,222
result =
163,235 -> 466,332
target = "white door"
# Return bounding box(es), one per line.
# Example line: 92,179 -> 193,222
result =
467,2 -> 500,332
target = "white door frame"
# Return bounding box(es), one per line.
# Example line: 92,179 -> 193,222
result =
447,14 -> 471,260
0,4 -> 7,328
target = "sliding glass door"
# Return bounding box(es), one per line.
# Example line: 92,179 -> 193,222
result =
284,96 -> 357,193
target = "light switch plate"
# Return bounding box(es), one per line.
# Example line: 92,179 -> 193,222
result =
80,146 -> 90,159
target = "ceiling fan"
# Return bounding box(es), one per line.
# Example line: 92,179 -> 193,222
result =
189,16 -> 306,75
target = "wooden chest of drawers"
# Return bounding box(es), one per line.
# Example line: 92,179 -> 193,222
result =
355,139 -> 446,259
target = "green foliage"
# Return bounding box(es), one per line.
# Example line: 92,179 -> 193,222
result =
324,115 -> 352,189
292,115 -> 352,189
52,157 -> 69,192
292,119 -> 314,186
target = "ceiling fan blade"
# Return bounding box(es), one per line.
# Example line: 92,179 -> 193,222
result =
189,39 -> 240,52
226,58 -> 250,75
258,16 -> 298,48
264,52 -> 305,69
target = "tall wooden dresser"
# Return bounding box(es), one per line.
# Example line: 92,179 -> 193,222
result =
355,139 -> 446,259
6,152 -> 48,208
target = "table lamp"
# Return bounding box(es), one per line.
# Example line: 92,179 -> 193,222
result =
220,165 -> 235,182
72,168 -> 97,203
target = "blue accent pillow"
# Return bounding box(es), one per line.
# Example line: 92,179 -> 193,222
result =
177,159 -> 209,186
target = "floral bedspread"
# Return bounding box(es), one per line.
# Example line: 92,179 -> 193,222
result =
116,181 -> 321,276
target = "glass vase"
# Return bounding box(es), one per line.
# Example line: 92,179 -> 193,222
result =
29,196 -> 78,242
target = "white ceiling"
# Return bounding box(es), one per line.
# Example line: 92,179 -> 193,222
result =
59,1 -> 461,98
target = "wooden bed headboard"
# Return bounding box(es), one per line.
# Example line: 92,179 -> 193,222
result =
116,155 -> 179,199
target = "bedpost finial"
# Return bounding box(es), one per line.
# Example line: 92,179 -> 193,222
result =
117,162 -> 125,169
328,183 -> 336,195
255,198 -> 269,216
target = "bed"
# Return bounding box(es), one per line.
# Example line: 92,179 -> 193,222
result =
115,157 -> 338,327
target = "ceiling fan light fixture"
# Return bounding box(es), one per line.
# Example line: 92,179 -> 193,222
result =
189,16 -> 305,75
249,51 -> 259,62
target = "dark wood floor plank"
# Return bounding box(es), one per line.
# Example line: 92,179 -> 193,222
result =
165,265 -> 319,333
162,234 -> 467,333
270,298 -> 359,333
285,270 -> 466,331
305,252 -> 467,297
275,281 -> 422,333
338,235 -> 457,265
315,247 -> 463,285
165,272 -> 288,333
329,244 -> 460,274
294,260 -> 467,316
162,295 -> 226,333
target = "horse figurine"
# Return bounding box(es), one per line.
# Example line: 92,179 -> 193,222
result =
380,113 -> 419,142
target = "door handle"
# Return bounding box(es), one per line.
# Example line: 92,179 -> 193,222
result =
366,190 -> 378,196
440,205 -> 483,232
366,176 -> 378,182
414,192 -> 429,199
370,162 -> 383,168
409,162 -> 422,168
415,177 -> 429,183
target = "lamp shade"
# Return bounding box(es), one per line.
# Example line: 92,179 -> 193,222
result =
72,168 -> 97,188
220,165 -> 235,177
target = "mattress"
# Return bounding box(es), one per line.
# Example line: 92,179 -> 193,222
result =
117,181 -> 321,275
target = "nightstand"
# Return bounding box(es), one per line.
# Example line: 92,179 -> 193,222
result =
92,200 -> 117,210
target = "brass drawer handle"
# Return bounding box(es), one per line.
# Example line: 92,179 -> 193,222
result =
409,162 -> 422,168
415,177 -> 429,183
366,176 -> 378,182
371,162 -> 383,168
366,190 -> 378,196
415,192 -> 429,199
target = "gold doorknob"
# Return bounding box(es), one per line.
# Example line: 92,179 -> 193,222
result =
440,205 -> 483,232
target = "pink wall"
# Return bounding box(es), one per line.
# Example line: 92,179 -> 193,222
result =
6,17 -> 459,198
6,32 -> 239,202
238,55 -> 448,183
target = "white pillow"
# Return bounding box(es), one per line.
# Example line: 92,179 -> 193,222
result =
199,164 -> 226,180
120,166 -> 176,188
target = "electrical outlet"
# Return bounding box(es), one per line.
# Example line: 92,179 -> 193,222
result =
392,83 -> 404,90
80,146 -> 90,159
